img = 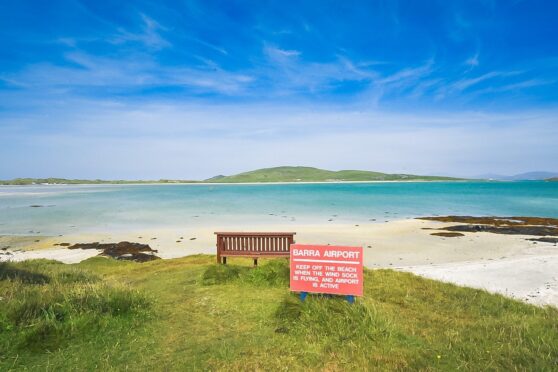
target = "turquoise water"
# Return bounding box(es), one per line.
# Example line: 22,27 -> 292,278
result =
0,181 -> 557,235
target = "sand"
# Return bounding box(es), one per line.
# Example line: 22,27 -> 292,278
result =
2,219 -> 557,306
397,254 -> 558,307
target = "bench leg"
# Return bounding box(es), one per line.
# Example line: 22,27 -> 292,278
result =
253,258 -> 258,267
223,256 -> 227,265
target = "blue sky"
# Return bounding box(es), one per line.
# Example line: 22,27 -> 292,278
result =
1,0 -> 557,179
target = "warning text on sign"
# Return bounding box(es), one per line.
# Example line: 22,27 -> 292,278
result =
290,244 -> 363,296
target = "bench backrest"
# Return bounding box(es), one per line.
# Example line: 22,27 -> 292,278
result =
215,232 -> 296,255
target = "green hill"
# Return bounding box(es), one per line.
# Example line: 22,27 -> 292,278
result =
1,256 -> 556,370
0,167 -> 463,185
546,177 -> 558,182
0,178 -> 198,185
205,166 -> 463,183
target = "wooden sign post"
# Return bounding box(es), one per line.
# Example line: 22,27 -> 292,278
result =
289,244 -> 363,302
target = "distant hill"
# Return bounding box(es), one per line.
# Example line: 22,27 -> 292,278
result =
0,178 -> 197,185
0,167 -> 463,185
547,177 -> 558,182
204,166 -> 463,183
478,171 -> 558,181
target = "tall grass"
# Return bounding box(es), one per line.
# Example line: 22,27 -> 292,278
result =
1,256 -> 557,370
275,293 -> 399,342
201,259 -> 290,287
0,260 -> 150,351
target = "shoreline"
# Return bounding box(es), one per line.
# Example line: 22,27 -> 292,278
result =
0,180 -> 479,187
2,218 -> 557,307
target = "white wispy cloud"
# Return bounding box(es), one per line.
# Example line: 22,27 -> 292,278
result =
452,71 -> 517,91
188,37 -> 228,55
434,70 -> 524,100
110,13 -> 170,50
2,99 -> 557,179
2,51 -> 253,94
377,59 -> 435,86
264,45 -> 302,65
470,78 -> 557,96
465,52 -> 480,68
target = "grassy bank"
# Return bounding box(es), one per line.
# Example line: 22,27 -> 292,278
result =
1,256 -> 557,370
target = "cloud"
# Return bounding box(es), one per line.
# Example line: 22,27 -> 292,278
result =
377,59 -> 434,87
471,78 -> 557,96
434,70 -> 526,100
263,45 -> 302,67
2,98 -> 557,179
465,52 -> 479,68
189,37 -> 228,55
0,50 -> 253,95
110,13 -> 170,50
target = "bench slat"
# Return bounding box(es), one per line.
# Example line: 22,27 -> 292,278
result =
215,232 -> 296,263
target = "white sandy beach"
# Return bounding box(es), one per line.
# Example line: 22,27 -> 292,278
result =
2,219 -> 557,307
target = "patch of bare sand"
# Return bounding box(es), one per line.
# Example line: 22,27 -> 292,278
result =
397,253 -> 558,307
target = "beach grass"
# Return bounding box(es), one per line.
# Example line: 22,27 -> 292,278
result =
1,256 -> 557,370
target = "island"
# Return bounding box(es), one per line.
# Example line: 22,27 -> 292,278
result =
0,166 -> 464,185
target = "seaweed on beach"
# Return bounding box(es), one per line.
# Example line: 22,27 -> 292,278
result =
419,216 -> 558,237
526,237 -> 558,244
440,224 -> 558,236
430,232 -> 465,237
419,216 -> 558,227
68,242 -> 160,262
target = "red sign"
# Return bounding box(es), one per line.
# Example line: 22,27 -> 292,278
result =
290,244 -> 363,296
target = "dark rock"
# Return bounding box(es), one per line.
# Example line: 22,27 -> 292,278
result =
430,232 -> 465,237
68,241 -> 160,262
418,216 -> 558,237
442,224 -> 558,236
418,215 -> 558,227
527,237 -> 558,244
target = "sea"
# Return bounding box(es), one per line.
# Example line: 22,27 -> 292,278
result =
1,181 -> 557,235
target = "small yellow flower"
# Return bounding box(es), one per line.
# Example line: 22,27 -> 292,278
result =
437,355 -> 441,359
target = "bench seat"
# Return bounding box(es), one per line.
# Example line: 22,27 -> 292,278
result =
215,232 -> 296,265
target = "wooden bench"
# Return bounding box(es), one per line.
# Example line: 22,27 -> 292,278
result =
215,232 -> 296,266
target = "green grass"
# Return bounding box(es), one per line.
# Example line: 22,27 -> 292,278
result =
205,166 -> 464,183
0,178 -> 198,185
1,256 -> 557,370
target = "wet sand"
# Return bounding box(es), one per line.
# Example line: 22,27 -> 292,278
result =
1,219 -> 557,306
